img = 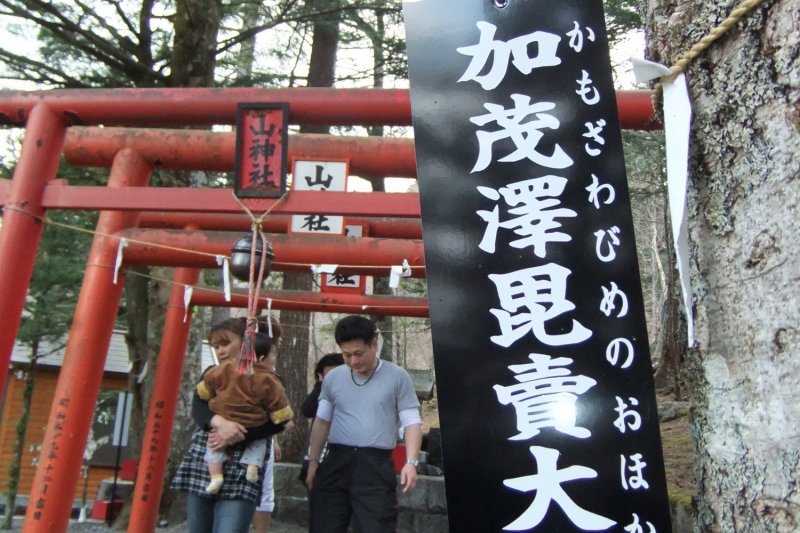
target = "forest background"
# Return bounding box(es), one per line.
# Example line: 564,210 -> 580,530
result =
1,0 -> 797,531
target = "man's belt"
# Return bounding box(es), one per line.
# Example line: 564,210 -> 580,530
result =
327,443 -> 392,457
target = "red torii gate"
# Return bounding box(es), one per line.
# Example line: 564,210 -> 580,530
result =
0,88 -> 657,532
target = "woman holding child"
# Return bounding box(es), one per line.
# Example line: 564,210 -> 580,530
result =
171,317 -> 291,533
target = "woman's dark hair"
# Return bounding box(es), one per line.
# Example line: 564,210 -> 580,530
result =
314,352 -> 344,381
207,315 -> 281,344
253,332 -> 274,360
334,315 -> 376,345
207,317 -> 246,342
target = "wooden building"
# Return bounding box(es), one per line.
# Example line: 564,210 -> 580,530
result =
0,332 -> 133,510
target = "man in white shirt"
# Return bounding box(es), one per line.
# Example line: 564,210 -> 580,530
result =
305,315 -> 422,532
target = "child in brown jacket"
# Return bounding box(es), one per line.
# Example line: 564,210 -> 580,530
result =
197,332 -> 293,493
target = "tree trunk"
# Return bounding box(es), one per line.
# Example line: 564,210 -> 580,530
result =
235,1 -> 260,84
642,1 -> 800,530
362,7 -> 395,361
306,0 -> 340,89
170,0 -> 222,88
2,345 -> 37,530
275,299 -> 312,464
124,266 -> 150,460
656,217 -> 687,399
654,206 -> 686,398
120,1 -> 223,526
154,0 -> 222,521
275,0 -> 343,463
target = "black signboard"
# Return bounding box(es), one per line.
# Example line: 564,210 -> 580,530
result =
404,1 -> 672,531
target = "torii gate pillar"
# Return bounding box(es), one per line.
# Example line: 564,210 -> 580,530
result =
128,266 -> 200,533
22,149 -> 152,532
0,104 -> 65,393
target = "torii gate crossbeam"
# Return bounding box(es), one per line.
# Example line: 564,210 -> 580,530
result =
0,87 -> 657,129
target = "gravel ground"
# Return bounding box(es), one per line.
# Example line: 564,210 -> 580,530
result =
5,516 -> 307,532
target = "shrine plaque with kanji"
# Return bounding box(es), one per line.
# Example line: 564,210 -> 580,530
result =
234,103 -> 289,198
288,159 -> 349,235
320,223 -> 368,294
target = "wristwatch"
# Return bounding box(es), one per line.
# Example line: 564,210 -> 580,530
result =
406,458 -> 419,467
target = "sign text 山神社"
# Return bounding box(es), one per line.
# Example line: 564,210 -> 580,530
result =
234,103 -> 289,198
404,0 -> 672,531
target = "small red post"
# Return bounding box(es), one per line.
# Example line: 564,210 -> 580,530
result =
128,267 -> 200,533
0,103 -> 65,397
22,149 -> 151,532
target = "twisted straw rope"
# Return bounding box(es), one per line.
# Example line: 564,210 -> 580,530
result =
653,0 -> 769,107
669,0 -> 768,79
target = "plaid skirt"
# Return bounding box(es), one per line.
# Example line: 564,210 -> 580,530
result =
171,429 -> 266,503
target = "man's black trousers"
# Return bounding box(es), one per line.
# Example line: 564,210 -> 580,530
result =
310,444 -> 398,533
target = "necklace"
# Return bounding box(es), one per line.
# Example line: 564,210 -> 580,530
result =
351,361 -> 379,386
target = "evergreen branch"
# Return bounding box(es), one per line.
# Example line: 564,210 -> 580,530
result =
112,0 -> 140,36
0,0 -> 165,86
137,0 -> 156,66
216,0 -> 400,54
72,0 -> 141,57
0,49 -> 90,88
1,0 -> 134,67
216,0 -> 303,54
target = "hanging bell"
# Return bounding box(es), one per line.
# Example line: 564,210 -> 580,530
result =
230,233 -> 275,282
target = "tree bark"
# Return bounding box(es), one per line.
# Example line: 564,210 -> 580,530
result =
124,266 -> 150,461
274,0 -> 343,463
2,345 -> 37,530
361,6 -> 395,360
642,1 -> 800,530
170,0 -> 222,87
306,0 -> 340,89
122,1 -> 224,525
